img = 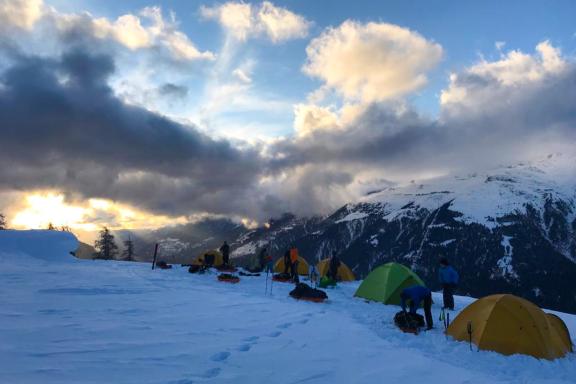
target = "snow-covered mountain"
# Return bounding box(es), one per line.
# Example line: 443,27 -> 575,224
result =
230,153 -> 576,312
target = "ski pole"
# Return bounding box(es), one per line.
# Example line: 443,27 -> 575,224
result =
265,269 -> 269,294
467,321 -> 473,351
270,267 -> 273,296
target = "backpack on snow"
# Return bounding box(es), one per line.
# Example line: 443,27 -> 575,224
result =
394,311 -> 425,333
289,283 -> 328,302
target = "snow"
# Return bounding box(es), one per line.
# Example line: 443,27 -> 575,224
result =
230,240 -> 266,257
335,211 -> 368,223
1,230 -> 576,384
495,235 -> 519,280
363,153 -> 576,230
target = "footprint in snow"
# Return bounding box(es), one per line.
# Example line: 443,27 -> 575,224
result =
268,331 -> 282,338
277,322 -> 292,329
237,344 -> 251,352
243,336 -> 259,342
210,352 -> 230,362
299,318 -> 309,324
196,368 -> 221,379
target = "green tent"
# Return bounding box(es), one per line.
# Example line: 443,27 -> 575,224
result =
354,262 -> 425,305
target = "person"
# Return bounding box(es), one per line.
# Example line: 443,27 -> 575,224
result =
439,258 -> 459,310
328,252 -> 341,281
220,241 -> 230,267
289,246 -> 299,283
400,285 -> 433,330
258,247 -> 268,271
264,254 -> 273,275
309,264 -> 319,288
283,249 -> 291,274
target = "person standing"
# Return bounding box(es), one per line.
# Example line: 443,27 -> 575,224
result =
220,241 -> 230,267
439,257 -> 459,310
258,247 -> 268,271
400,285 -> 433,330
283,249 -> 291,274
328,252 -> 341,281
289,246 -> 299,283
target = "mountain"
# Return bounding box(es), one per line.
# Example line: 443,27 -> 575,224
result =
229,153 -> 576,312
117,218 -> 246,264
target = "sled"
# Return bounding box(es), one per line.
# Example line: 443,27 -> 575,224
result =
217,274 -> 240,283
216,266 -> 238,273
291,296 -> 326,303
272,273 -> 293,283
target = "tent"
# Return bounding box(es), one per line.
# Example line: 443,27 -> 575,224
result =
192,250 -> 224,267
354,262 -> 425,305
274,256 -> 309,275
447,294 -> 573,360
317,258 -> 356,281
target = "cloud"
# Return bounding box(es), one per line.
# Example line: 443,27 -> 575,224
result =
158,83 -> 189,98
441,41 -> 566,107
0,0 -> 214,62
0,49 -> 263,218
0,0 -> 42,30
303,20 -> 443,103
201,1 -> 310,43
267,41 -> 576,213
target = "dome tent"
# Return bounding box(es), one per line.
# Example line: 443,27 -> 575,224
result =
274,256 -> 309,275
447,294 -> 573,360
354,262 -> 425,305
317,258 -> 356,281
192,250 -> 224,267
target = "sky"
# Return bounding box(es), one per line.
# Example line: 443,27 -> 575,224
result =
0,0 -> 575,236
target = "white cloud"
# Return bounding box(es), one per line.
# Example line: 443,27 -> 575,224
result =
303,20 -> 443,103
0,0 -> 42,30
201,1 -> 310,43
441,41 -> 566,107
232,68 -> 252,84
3,1 -> 214,61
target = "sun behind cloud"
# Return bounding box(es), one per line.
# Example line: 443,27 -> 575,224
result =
11,192 -> 187,233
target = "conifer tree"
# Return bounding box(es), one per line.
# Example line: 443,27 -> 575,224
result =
94,227 -> 118,260
0,213 -> 6,230
122,236 -> 135,261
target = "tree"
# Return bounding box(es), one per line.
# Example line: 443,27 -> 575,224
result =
94,227 -> 119,260
0,213 -> 6,230
122,236 -> 135,261
47,222 -> 56,230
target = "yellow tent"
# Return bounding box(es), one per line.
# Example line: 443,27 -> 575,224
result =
274,256 -> 309,275
192,250 -> 224,267
317,258 -> 355,281
447,294 -> 572,360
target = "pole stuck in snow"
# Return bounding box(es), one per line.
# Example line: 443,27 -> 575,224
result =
467,321 -> 473,351
151,243 -> 159,270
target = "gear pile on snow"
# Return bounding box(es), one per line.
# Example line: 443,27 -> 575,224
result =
394,311 -> 425,334
289,283 -> 328,303
217,273 -> 240,283
272,272 -> 292,282
155,261 -> 172,269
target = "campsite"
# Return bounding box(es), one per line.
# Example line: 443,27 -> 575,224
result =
0,230 -> 575,384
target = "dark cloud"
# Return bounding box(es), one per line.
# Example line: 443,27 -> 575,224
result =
158,83 -> 189,99
0,49 -> 263,217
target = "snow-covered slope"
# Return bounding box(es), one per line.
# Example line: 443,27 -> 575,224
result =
364,152 -> 576,234
229,153 -> 576,312
0,230 -> 575,383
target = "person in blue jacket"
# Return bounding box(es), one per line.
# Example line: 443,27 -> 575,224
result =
439,257 -> 459,310
400,285 -> 433,330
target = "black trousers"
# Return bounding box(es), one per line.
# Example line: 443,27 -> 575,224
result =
291,261 -> 299,283
443,283 -> 456,310
423,294 -> 433,329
